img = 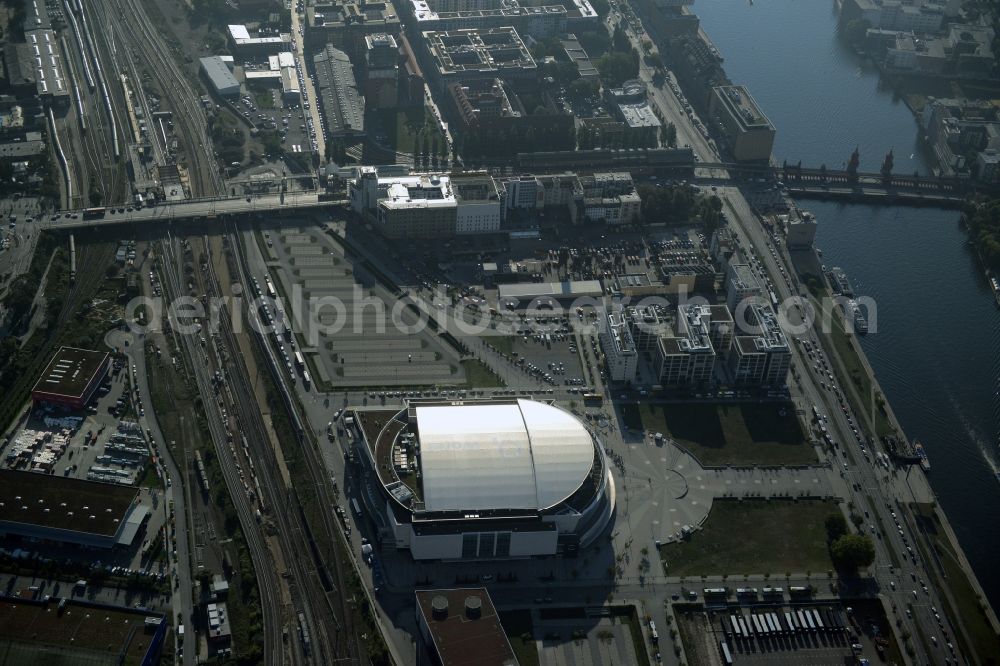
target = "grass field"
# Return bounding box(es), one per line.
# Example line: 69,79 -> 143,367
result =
826,312 -> 894,438
483,335 -> 515,356
634,402 -> 815,466
461,359 -> 505,388
499,609 -> 540,666
911,503 -> 1000,663
660,499 -> 836,577
369,106 -> 446,155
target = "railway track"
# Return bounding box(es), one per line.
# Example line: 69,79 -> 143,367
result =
157,235 -> 283,664
227,223 -> 371,664
103,0 -> 225,197
199,232 -> 350,664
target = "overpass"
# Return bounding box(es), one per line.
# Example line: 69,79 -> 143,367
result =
42,191 -> 348,231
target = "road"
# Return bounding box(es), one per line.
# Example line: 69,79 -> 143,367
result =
113,326 -> 196,666
41,192 -> 345,230
719,184 -> 964,663
289,3 -> 325,162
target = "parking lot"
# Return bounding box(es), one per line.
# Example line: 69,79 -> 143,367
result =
676,604 -> 866,666
256,226 -> 466,388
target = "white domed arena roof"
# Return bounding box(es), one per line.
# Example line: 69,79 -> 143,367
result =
414,399 -> 595,512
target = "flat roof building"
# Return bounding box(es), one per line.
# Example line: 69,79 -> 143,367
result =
0,470 -> 146,548
415,588 -> 516,666
227,24 -> 292,55
725,262 -> 763,311
497,280 -> 603,304
709,85 -> 775,162
306,1 -> 402,58
600,308 -> 638,383
31,347 -> 110,409
22,28 -> 70,104
655,304 -> 718,387
350,399 -> 614,559
730,303 -> 791,386
200,56 -> 240,97
422,27 -> 535,90
314,45 -> 366,137
350,168 -> 502,237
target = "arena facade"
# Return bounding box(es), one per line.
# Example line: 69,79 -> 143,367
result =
349,399 -> 615,560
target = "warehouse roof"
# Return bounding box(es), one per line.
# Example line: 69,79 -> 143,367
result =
497,280 -> 603,301
314,45 -> 365,136
200,56 -> 239,94
0,470 -> 139,538
414,399 -> 594,512
415,588 -> 516,666
31,347 -> 109,401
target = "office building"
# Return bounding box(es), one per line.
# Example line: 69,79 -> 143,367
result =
306,1 -> 401,58
729,303 -> 791,386
577,172 -> 642,225
725,263 -> 763,311
227,24 -> 292,55
349,168 -> 502,237
604,80 -> 661,147
422,27 -> 536,91
656,304 -> 717,387
784,210 -> 818,249
708,85 -> 775,162
599,308 -> 638,383
364,34 -> 399,108
406,0 -> 597,38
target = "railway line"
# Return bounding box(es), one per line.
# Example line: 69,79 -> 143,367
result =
59,0 -> 130,205
158,235 -> 284,664
101,0 -> 225,197
200,231 -> 356,665
228,223 -> 370,664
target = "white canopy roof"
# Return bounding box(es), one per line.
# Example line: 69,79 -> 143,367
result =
415,400 -> 594,512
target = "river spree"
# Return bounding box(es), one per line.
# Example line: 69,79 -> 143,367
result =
696,0 -> 1000,609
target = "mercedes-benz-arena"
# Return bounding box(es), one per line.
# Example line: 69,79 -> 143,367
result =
348,399 -> 616,560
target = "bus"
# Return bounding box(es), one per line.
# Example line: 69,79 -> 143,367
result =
812,609 -> 824,630
730,616 -> 741,639
703,588 -> 728,598
789,585 -> 811,597
266,279 -> 276,299
720,641 -> 733,666
82,207 -> 106,219
351,498 -> 362,516
582,392 -> 603,406
294,350 -> 305,369
785,612 -> 797,632
797,610 -> 809,630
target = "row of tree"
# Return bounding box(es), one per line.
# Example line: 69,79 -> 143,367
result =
963,197 -> 1000,272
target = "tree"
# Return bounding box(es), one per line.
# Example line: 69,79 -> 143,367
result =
831,534 -> 876,571
824,513 -> 848,542
597,52 -> 639,87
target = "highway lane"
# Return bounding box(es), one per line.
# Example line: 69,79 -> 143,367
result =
41,192 -> 346,231
719,184 -> 962,663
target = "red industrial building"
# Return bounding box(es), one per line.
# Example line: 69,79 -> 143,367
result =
31,347 -> 110,409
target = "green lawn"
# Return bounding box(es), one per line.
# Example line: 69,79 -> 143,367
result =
826,311 -> 894,438
461,359 -> 505,388
369,107 -> 445,155
483,335 -> 515,356
499,609 -> 539,666
636,402 -> 815,466
911,503 -> 1000,664
660,499 -> 836,577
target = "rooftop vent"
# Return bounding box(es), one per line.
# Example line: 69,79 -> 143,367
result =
431,595 -> 449,620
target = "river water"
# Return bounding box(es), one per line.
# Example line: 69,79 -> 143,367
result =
694,0 -> 1000,609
